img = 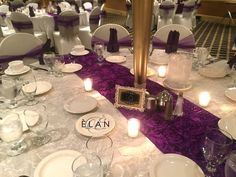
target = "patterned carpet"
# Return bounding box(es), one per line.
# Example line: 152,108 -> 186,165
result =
101,13 -> 236,61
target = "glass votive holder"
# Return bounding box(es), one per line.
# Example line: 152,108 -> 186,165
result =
84,78 -> 93,91
199,91 -> 211,107
128,118 -> 140,138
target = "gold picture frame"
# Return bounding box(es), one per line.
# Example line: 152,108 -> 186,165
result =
114,85 -> 146,112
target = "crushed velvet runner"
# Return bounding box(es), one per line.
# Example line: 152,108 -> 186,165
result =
65,52 -> 235,177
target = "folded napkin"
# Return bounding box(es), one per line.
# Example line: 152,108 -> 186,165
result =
107,28 -> 120,53
75,3 -> 80,13
29,6 -> 35,17
39,39 -> 51,65
56,5 -> 62,15
165,30 -> 180,54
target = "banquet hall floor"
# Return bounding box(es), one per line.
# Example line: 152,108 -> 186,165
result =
101,13 -> 236,61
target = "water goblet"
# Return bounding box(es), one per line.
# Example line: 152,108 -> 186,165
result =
24,104 -> 51,147
86,135 -> 114,177
52,55 -> 65,77
94,42 -> 105,64
72,153 -> 103,177
43,52 -> 55,74
1,75 -> 21,109
225,151 -> 236,177
193,47 -> 209,68
0,112 -> 28,156
21,70 -> 38,106
202,128 -> 233,177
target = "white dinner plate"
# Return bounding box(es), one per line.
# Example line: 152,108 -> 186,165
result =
150,154 -> 204,177
163,79 -> 192,91
75,113 -> 116,137
105,56 -> 126,63
64,95 -> 97,114
130,67 -> 156,77
22,81 -> 52,96
224,87 -> 236,102
62,63 -> 82,73
34,150 -> 81,177
218,117 -> 236,140
4,66 -> 30,76
70,50 -> 89,56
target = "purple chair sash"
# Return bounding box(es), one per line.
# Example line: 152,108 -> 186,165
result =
0,45 -> 43,63
183,5 -> 195,12
0,12 -> 6,18
152,35 -> 195,50
89,14 -> 100,24
159,4 -> 175,11
11,20 -> 33,30
57,15 -> 80,27
91,35 -> 132,47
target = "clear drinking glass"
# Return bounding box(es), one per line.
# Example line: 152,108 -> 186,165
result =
86,135 -> 114,177
193,47 -> 209,68
72,153 -> 103,177
225,151 -> 236,177
229,63 -> 236,88
0,112 -> 28,156
202,128 -> 233,177
53,55 -> 65,77
43,52 -> 56,74
1,75 -> 20,108
24,104 -> 51,147
94,42 -> 105,63
21,70 -> 38,106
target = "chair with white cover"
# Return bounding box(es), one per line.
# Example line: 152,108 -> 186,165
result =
59,1 -> 71,11
152,24 -> 195,52
53,10 -> 82,55
157,1 -> 176,30
0,33 -> 43,65
26,3 -> 38,10
173,0 -> 195,30
91,23 -> 132,48
10,12 -> 47,44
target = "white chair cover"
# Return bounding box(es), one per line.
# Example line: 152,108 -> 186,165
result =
53,10 -> 82,55
10,12 -> 47,44
157,1 -> 176,30
152,24 -> 195,51
83,2 -> 93,11
59,1 -> 71,11
26,3 -> 38,10
0,5 -> 9,13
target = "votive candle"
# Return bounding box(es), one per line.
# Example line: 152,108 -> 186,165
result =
128,118 -> 140,138
158,65 -> 167,77
84,78 -> 93,91
199,91 -> 211,107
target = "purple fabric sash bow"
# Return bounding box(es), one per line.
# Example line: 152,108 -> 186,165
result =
159,4 -> 175,11
0,45 -> 43,63
57,15 -> 80,27
11,20 -> 33,30
89,14 -> 100,24
183,5 -> 195,12
91,36 -> 132,47
152,35 -> 195,50
0,12 -> 6,18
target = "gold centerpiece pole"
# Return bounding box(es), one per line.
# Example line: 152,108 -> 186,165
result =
133,0 -> 154,88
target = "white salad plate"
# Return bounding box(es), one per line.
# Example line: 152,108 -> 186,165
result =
130,67 -> 156,77
64,95 -> 97,114
150,154 -> 204,177
75,113 -> 116,137
163,79 -> 192,91
4,66 -> 30,76
62,63 -> 82,73
105,56 -> 126,63
22,81 -> 52,96
34,150 -> 81,177
218,117 -> 236,140
70,50 -> 89,56
224,87 -> 236,102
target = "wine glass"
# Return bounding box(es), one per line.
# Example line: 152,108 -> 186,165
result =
24,104 -> 51,147
225,151 -> 236,177
53,55 -> 65,77
86,135 -> 114,177
202,128 -> 233,177
193,47 -> 209,69
43,52 -> 55,74
21,70 -> 38,106
72,153 -> 103,177
94,42 -> 105,64
229,63 -> 236,88
0,112 -> 28,156
1,75 -> 20,109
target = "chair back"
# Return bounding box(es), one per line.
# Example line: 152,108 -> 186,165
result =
0,5 -> 9,13
159,1 -> 176,19
89,6 -> 101,32
0,33 -> 43,63
182,0 -> 195,18
82,2 -> 93,12
59,1 -> 71,11
10,12 -> 34,34
26,3 -> 38,10
92,23 -> 132,47
152,24 -> 195,51
58,10 -> 80,40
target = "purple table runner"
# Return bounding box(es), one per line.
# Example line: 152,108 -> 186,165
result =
66,52 -> 235,177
